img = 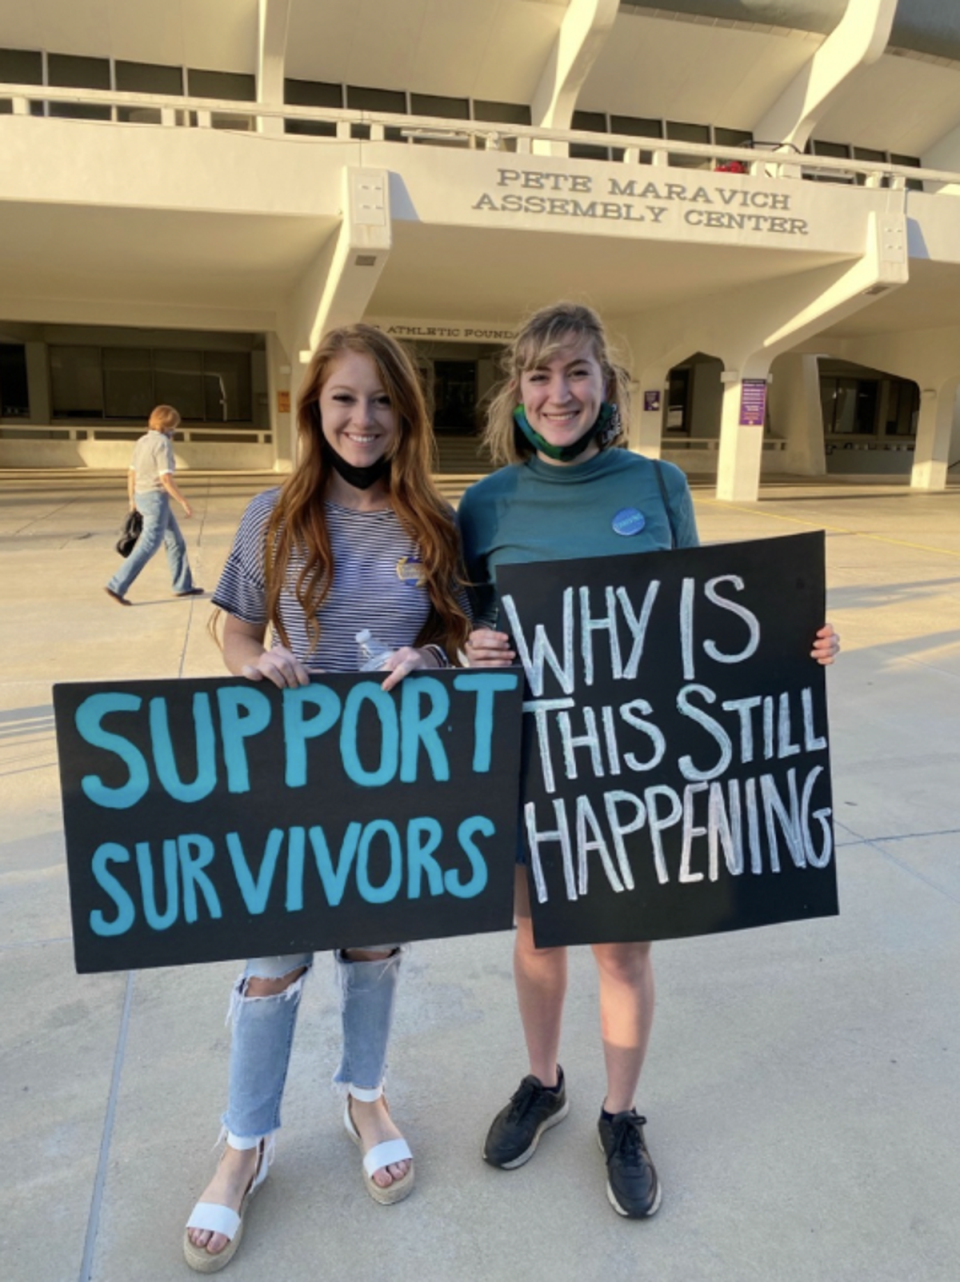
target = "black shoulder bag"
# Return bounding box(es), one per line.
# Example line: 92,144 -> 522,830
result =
115,509 -> 143,558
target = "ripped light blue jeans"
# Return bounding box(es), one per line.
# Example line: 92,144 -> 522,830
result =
223,947 -> 403,1141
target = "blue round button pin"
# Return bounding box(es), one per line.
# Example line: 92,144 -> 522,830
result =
612,507 -> 646,536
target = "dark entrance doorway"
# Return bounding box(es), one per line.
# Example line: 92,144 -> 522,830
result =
433,360 -> 478,431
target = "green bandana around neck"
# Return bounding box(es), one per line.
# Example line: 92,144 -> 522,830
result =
513,402 -> 618,462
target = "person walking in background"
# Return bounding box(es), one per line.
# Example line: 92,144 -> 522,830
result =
104,403 -> 203,604
458,301 -> 840,1222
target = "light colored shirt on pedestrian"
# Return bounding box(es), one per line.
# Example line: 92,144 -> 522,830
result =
131,431 -> 175,494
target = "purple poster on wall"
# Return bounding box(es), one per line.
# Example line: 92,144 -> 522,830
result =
643,390 -> 661,412
739,379 -> 768,426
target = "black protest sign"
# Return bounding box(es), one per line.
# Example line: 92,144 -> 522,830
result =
54,670 -> 524,973
496,532 -> 837,948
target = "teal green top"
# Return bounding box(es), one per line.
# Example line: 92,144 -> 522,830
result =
458,449 -> 699,627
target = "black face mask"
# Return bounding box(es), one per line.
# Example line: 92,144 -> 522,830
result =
322,441 -> 391,490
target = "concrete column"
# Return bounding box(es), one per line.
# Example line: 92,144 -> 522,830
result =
950,388 -> 960,473
911,377 -> 960,490
306,168 -> 392,347
257,0 -> 291,136
716,369 -> 770,502
629,365 -> 669,457
266,331 -> 295,472
530,0 -> 618,156
752,0 -> 897,151
24,342 -> 51,424
770,354 -> 826,475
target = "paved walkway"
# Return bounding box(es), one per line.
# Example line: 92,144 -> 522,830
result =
1,470 -> 958,1282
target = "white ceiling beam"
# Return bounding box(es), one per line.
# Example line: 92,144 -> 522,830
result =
531,0 -> 620,132
752,0 -> 897,151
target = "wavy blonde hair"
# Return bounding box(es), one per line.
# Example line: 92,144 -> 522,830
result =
264,324 -> 470,656
484,301 -> 630,466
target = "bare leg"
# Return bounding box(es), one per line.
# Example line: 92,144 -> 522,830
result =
513,866 -> 567,1086
187,970 -> 304,1257
591,941 -> 655,1114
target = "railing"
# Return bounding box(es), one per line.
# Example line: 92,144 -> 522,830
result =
0,422 -> 271,444
665,438 -> 786,451
824,436 -> 915,454
3,84 -> 960,191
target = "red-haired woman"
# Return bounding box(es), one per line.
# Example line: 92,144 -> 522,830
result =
184,324 -> 469,1272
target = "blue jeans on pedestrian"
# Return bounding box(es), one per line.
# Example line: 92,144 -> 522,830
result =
106,489 -> 193,598
222,947 -> 404,1141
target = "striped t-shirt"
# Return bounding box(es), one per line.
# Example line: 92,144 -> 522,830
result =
213,488 -> 435,673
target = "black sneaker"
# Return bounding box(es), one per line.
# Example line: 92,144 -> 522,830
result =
483,1069 -> 569,1169
597,1110 -> 662,1218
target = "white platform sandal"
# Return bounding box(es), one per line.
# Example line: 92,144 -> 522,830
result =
344,1091 -> 415,1206
183,1132 -> 274,1274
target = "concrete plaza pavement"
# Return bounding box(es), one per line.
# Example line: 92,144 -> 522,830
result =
1,468 -> 958,1282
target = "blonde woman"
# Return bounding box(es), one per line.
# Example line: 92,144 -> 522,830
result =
458,301 -> 839,1221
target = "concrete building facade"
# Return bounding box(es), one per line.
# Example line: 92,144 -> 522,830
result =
2,0 -> 960,499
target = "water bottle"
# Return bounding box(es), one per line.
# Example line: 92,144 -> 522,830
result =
356,628 -> 395,673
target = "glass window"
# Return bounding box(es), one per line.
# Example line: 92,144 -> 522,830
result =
812,140 -> 850,158
50,346 -> 104,418
611,116 -> 662,138
114,61 -> 183,124
0,343 -> 29,417
187,69 -> 256,101
48,53 -> 110,89
823,377 -> 877,435
609,116 -> 662,163
154,350 -> 206,420
570,109 -> 609,161
833,380 -> 858,434
411,93 -> 469,120
115,61 -> 183,95
473,100 -> 531,125
284,78 -> 340,132
851,146 -> 886,187
47,52 -> 111,120
346,85 -> 406,114
666,120 -> 710,169
891,153 -> 923,192
285,78 -> 342,107
202,351 -> 252,422
715,128 -> 752,148
0,48 -> 43,83
885,379 -> 919,436
49,339 -> 256,423
102,348 -> 155,419
806,139 -> 854,184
